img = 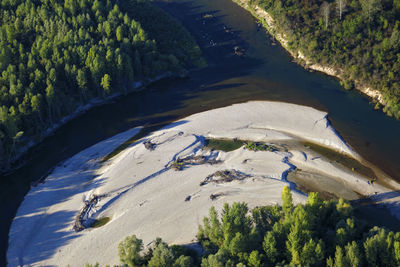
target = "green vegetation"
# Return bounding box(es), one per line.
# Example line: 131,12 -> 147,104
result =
198,187 -> 400,266
90,217 -> 111,228
251,0 -> 400,118
0,0 -> 203,171
197,188 -> 400,266
205,138 -> 244,152
171,159 -> 185,171
205,138 -> 278,152
116,236 -> 196,267
90,187 -> 400,266
245,141 -> 277,152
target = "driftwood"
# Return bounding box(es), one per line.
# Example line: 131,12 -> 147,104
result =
210,192 -> 225,200
200,169 -> 250,186
170,155 -> 221,171
144,141 -> 156,151
73,194 -> 106,232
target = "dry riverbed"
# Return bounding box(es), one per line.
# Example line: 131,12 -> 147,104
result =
7,101 -> 400,266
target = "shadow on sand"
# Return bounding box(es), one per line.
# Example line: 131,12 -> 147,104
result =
6,129 -> 141,266
352,190 -> 400,231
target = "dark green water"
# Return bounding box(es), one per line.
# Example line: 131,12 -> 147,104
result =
1,0 -> 400,264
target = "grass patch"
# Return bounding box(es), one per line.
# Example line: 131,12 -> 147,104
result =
91,217 -> 111,228
171,159 -> 185,171
244,141 -> 277,152
205,138 -> 280,153
302,142 -> 376,180
204,138 -> 244,152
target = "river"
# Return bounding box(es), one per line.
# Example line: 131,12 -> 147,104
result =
1,0 -> 400,264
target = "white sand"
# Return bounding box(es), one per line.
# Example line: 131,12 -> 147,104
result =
7,101 -> 397,266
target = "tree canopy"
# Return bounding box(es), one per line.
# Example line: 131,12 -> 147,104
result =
252,0 -> 400,118
0,0 -> 203,171
89,187 -> 400,266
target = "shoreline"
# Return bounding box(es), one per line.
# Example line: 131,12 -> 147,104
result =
2,71 -> 187,176
8,101 -> 399,266
231,0 -> 386,106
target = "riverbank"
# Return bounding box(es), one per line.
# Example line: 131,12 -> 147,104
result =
3,0 -> 400,265
3,71 -> 188,175
8,101 -> 399,266
0,0 -> 207,175
231,0 -> 386,106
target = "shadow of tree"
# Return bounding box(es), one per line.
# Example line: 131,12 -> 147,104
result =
352,190 -> 400,205
7,128 -> 142,266
8,210 -> 79,266
351,190 -> 400,231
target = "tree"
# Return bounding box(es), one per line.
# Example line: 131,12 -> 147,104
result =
148,240 -> 175,267
77,69 -> 88,102
364,227 -> 395,266
198,206 -> 223,251
5,24 -> 15,43
248,250 -> 261,267
394,0 -> 400,11
345,241 -> 362,267
321,2 -> 330,29
332,246 -> 348,267
92,0 -> 103,13
8,131 -> 23,162
173,255 -> 192,267
221,202 -> 251,253
394,240 -> 400,265
281,186 -> 293,215
301,238 -> 324,266
306,192 -> 323,214
45,83 -> 56,123
101,74 -> 112,95
201,250 -> 228,267
118,235 -> 143,267
116,25 -> 123,42
104,21 -> 112,37
390,28 -> 400,48
263,231 -> 279,264
49,68 -> 57,84
336,0 -> 346,20
198,188 -> 400,267
336,198 -> 352,217
64,0 -> 77,15
360,0 -> 382,23
286,223 -> 303,265
31,94 -> 43,123
0,0 -> 201,169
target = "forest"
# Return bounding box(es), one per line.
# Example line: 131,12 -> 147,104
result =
251,0 -> 400,118
0,0 -> 203,171
88,187 -> 400,266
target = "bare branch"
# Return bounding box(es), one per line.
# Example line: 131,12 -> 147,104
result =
321,2 -> 330,29
336,0 -> 347,20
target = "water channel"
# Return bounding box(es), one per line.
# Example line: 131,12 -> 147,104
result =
1,0 -> 400,264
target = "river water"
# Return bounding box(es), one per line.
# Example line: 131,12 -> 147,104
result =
1,0 -> 400,264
